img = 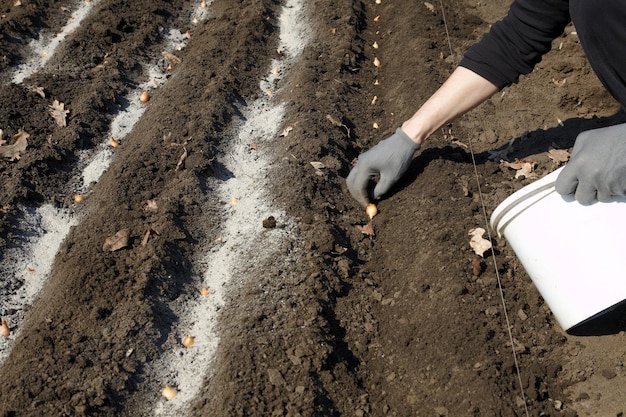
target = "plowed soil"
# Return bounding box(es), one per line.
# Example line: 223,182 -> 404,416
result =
1,0 -> 626,416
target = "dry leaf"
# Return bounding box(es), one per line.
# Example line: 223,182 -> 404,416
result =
424,2 -> 436,13
469,227 -> 492,257
141,228 -> 160,246
146,200 -> 158,211
103,229 -> 130,252
310,161 -> 325,176
547,148 -> 570,164
175,146 -> 188,171
279,126 -> 293,137
161,51 -> 183,65
25,84 -> 45,97
357,221 -> 375,237
0,130 -> 29,161
501,158 -> 537,179
48,100 -> 69,127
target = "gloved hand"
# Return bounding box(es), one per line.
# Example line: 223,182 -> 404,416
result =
555,123 -> 626,204
346,128 -> 420,207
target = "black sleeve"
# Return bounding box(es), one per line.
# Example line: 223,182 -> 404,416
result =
459,0 -> 571,89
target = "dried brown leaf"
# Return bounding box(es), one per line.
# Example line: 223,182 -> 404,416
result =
103,229 -> 130,252
547,148 -> 570,164
161,51 -> 182,65
279,126 -> 293,137
48,99 -> 69,127
310,161 -> 325,176
469,227 -> 492,257
357,221 -> 375,237
0,130 -> 29,161
514,161 -> 537,179
146,200 -> 158,211
175,147 -> 188,171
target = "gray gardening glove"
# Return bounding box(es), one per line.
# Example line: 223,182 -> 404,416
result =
555,123 -> 626,204
347,128 -> 420,207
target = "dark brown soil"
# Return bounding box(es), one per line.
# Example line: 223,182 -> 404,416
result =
1,0 -> 626,416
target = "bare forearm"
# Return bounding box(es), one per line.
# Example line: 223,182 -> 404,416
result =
401,66 -> 499,145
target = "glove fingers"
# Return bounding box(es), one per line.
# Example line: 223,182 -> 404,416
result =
597,189 -> 613,202
373,175 -> 396,200
346,164 -> 372,207
574,183 -> 597,205
554,166 -> 579,196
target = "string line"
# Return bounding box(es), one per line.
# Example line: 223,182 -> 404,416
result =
437,1 -> 530,415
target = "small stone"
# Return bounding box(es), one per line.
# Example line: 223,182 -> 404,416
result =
601,369 -> 617,380
267,368 -> 285,386
517,309 -> 528,321
434,406 -> 449,416
262,216 -> 277,229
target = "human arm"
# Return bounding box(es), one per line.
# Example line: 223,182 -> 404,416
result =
347,0 -> 571,206
347,67 -> 498,207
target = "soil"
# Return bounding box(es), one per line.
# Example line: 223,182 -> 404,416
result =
1,0 -> 626,416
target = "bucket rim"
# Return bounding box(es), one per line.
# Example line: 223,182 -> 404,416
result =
490,167 -> 563,236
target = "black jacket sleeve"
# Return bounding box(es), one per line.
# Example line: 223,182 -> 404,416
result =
459,0 -> 571,89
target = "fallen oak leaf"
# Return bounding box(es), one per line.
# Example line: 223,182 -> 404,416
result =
279,126 -> 293,137
501,158 -> 537,179
500,158 -> 527,170
468,227 -> 492,257
547,148 -> 570,164
357,221 -> 375,237
102,229 -> 130,252
514,161 -> 537,179
0,130 -> 29,161
310,161 -> 325,176
161,51 -> 182,66
48,99 -> 69,127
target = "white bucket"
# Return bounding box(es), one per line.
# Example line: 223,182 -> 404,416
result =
490,167 -> 626,331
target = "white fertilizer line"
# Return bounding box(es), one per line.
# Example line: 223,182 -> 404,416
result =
0,2 -> 213,365
12,0 -> 102,84
151,1 -> 310,414
0,205 -> 78,363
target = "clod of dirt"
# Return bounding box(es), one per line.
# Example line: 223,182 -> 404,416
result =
262,216 -> 277,229
470,258 -> 482,276
102,229 -> 130,252
48,99 -> 69,127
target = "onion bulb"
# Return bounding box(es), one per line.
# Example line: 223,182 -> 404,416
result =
73,194 -> 84,203
182,335 -> 195,348
366,203 -> 378,220
139,91 -> 150,103
200,286 -> 210,296
1,319 -> 9,337
162,385 -> 177,400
